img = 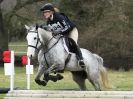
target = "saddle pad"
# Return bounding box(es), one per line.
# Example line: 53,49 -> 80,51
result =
62,37 -> 70,54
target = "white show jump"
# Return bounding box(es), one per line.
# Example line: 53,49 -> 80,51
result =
4,90 -> 133,99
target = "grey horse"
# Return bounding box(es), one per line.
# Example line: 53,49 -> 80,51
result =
25,25 -> 110,91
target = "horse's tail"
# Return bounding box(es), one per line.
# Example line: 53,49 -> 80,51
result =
100,65 -> 112,89
93,54 -> 112,89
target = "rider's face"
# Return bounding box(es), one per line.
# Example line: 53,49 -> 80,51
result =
43,10 -> 53,20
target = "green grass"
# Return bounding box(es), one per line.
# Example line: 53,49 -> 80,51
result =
9,41 -> 27,55
1,42 -> 132,98
108,70 -> 133,91
0,94 -> 5,99
0,67 -> 133,99
0,67 -> 80,90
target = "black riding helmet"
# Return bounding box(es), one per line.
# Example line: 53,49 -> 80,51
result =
40,3 -> 54,12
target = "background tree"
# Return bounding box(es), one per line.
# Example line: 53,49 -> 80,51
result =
0,0 -> 133,70
0,0 -> 45,61
0,0 -> 8,61
59,0 -> 132,70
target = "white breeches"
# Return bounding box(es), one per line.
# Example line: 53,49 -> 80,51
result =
68,28 -> 78,44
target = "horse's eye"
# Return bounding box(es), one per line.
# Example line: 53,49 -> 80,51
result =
34,37 -> 37,40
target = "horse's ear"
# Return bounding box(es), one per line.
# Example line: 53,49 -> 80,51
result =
25,25 -> 30,30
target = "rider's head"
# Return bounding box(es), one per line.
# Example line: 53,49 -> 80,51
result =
40,3 -> 54,20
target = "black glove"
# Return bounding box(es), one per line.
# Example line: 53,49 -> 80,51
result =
52,32 -> 59,36
52,31 -> 62,36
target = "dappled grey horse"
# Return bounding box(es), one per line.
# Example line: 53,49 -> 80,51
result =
25,25 -> 110,90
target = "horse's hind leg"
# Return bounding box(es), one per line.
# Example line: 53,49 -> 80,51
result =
87,72 -> 101,91
71,71 -> 87,90
89,78 -> 101,91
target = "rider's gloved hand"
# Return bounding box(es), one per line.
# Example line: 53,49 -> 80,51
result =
52,31 -> 61,36
52,33 -> 58,36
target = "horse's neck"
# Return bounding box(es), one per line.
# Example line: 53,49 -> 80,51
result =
39,28 -> 53,42
38,28 -> 58,49
38,48 -> 45,61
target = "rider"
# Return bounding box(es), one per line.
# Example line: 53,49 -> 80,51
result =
40,3 -> 85,68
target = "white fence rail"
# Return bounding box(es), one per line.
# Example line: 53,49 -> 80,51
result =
5,90 -> 133,99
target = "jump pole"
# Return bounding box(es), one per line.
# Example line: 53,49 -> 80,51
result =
27,57 -> 30,90
3,51 -> 15,91
26,57 -> 33,90
22,55 -> 33,90
10,51 -> 14,91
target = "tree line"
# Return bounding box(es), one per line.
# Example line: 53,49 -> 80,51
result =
0,0 -> 133,70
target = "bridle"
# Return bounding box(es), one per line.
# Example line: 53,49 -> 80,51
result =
27,28 -> 62,68
27,29 -> 62,54
27,30 -> 42,52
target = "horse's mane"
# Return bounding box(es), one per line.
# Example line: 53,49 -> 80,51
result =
38,26 -> 53,38
40,26 -> 50,32
28,24 -> 50,32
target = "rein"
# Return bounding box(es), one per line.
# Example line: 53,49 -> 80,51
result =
27,29 -> 62,68
43,36 -> 62,68
43,36 -> 62,54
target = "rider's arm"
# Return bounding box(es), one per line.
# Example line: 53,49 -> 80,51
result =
56,13 -> 75,35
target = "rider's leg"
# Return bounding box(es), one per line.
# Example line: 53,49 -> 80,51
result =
68,28 -> 85,68
68,28 -> 78,44
68,38 -> 85,68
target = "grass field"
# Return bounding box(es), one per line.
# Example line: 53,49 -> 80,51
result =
0,66 -> 133,99
0,42 -> 132,99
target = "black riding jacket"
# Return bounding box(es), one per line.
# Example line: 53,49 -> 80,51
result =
47,12 -> 76,35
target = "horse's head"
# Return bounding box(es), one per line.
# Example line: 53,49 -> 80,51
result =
25,24 -> 59,59
25,25 -> 41,59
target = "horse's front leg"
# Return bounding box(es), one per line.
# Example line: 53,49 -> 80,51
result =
43,64 -> 64,82
43,73 -> 64,82
46,63 -> 64,74
35,65 -> 47,86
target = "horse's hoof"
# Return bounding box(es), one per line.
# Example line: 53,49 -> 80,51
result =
48,74 -> 64,82
48,75 -> 58,82
57,74 -> 64,80
35,79 -> 40,84
35,79 -> 47,86
41,80 -> 47,86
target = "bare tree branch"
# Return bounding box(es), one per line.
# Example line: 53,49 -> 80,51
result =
5,0 -> 44,27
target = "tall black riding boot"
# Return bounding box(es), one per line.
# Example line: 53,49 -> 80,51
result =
68,38 -> 85,68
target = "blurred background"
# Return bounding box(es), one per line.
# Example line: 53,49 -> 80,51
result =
0,0 -> 133,70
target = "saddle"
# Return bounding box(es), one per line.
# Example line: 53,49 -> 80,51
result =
63,37 -> 85,68
63,37 -> 77,54
62,37 -> 80,67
